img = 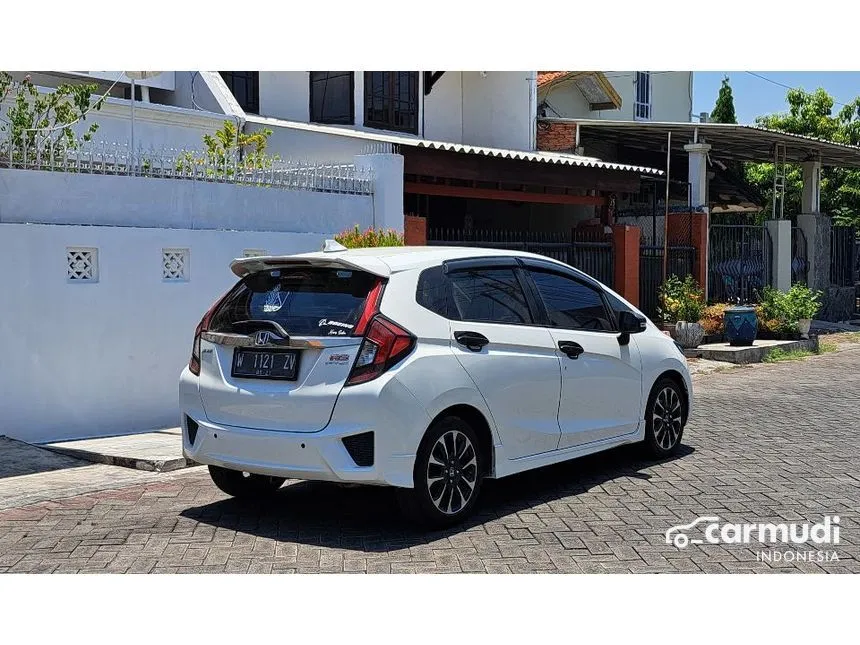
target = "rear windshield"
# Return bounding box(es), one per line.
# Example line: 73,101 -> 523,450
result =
209,267 -> 378,337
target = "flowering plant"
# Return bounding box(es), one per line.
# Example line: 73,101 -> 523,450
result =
334,224 -> 404,248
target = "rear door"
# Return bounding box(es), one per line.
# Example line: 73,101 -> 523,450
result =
197,266 -> 380,432
522,263 -> 643,449
443,259 -> 562,459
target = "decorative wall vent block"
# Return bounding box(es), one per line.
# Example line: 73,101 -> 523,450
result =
67,247 -> 98,282
162,248 -> 190,281
243,249 -> 267,258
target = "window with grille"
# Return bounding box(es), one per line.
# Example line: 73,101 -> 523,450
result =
310,72 -> 354,124
364,72 -> 419,134
634,72 -> 652,120
220,72 -> 260,114
162,248 -> 190,282
67,248 -> 98,282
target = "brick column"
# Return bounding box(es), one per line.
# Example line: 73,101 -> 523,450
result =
691,212 -> 708,294
404,215 -> 427,246
612,225 -> 640,307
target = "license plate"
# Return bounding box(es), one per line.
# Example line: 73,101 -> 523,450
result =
231,348 -> 299,380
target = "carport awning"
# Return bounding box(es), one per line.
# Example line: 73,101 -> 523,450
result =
562,119 -> 860,167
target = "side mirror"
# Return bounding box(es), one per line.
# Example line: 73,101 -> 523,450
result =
617,311 -> 647,346
619,310 -> 647,333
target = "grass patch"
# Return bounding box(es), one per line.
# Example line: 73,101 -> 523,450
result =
819,340 -> 839,353
763,348 -> 817,363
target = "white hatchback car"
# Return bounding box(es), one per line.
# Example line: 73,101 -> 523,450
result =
179,243 -> 692,526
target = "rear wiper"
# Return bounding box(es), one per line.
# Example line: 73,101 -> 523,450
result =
231,320 -> 291,338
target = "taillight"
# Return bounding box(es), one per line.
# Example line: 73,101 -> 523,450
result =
345,315 -> 416,386
353,280 -> 385,336
189,289 -> 233,376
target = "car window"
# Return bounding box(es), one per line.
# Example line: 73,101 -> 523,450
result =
603,290 -> 633,326
528,270 -> 614,332
447,268 -> 532,324
208,267 -> 377,336
416,266 -> 449,317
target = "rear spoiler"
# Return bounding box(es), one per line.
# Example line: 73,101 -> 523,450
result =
230,255 -> 391,279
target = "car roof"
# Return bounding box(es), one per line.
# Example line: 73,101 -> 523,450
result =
274,245 -> 577,274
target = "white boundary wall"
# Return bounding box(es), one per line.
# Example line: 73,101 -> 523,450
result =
0,224 -> 329,443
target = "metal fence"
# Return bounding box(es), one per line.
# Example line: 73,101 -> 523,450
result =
830,226 -> 857,287
0,138 -> 374,195
791,226 -> 809,286
708,224 -> 773,304
427,228 -> 615,286
637,245 -> 697,320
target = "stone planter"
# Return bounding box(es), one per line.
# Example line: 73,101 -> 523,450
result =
724,306 -> 758,346
798,318 -> 812,339
674,321 -> 705,349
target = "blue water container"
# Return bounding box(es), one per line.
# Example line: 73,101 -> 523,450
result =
724,306 -> 758,346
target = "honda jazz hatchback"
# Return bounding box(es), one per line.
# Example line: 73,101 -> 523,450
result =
179,242 -> 692,527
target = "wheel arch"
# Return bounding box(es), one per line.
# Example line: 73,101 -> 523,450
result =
426,404 -> 495,478
649,369 -> 690,425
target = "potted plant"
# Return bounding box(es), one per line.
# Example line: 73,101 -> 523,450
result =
699,303 -> 731,342
784,283 -> 822,339
658,275 -> 705,348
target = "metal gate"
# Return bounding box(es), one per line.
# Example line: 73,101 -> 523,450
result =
708,224 -> 773,303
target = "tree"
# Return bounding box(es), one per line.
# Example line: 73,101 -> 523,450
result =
0,71 -> 103,162
710,76 -> 738,124
745,87 -> 860,228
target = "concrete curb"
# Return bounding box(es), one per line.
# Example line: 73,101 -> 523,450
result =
39,444 -> 197,473
684,337 -> 820,364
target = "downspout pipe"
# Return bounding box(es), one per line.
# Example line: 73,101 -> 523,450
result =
528,72 -> 537,150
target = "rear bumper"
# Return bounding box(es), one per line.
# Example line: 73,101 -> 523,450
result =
179,366 -> 429,488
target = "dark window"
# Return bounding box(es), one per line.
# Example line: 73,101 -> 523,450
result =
364,71 -> 419,134
416,266 -> 450,318
529,270 -> 614,331
603,290 -> 632,326
209,268 -> 377,337
447,269 -> 531,324
310,72 -> 354,124
220,72 -> 259,114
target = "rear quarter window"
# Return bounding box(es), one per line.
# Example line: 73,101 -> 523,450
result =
209,267 -> 377,336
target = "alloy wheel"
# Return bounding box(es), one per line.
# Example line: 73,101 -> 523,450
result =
652,386 -> 683,450
426,429 -> 479,515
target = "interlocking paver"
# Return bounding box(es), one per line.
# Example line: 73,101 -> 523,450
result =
2,346 -> 860,573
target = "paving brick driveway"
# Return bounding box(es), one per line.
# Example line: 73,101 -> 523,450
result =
2,347 -> 859,574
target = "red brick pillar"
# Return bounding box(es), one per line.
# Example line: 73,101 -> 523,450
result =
404,215 -> 427,246
691,213 -> 708,294
612,225 -> 640,307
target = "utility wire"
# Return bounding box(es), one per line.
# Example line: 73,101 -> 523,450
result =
744,71 -> 850,108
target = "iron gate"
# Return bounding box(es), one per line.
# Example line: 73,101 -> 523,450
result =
708,224 -> 773,303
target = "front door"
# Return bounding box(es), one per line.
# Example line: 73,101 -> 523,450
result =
445,263 -> 562,459
524,267 -> 643,449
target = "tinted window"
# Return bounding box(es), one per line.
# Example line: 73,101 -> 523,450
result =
529,271 -> 613,331
448,269 -> 531,324
209,268 -> 376,337
310,72 -> 354,124
416,265 -> 449,317
603,290 -> 632,326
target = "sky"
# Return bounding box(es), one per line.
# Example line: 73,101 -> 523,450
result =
692,72 -> 860,124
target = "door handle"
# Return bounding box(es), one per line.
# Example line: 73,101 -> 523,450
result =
454,331 -> 490,352
558,340 -> 584,359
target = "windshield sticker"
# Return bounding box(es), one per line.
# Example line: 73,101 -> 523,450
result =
262,288 -> 287,313
319,319 -> 354,330
328,329 -> 348,336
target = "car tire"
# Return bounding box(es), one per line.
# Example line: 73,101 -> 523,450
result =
208,465 -> 286,499
643,377 -> 686,458
398,416 -> 485,529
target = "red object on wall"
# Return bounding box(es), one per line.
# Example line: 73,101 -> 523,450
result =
404,214 -> 427,246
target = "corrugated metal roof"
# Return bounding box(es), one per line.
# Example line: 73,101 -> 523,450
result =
246,115 -> 664,176
560,118 -> 860,167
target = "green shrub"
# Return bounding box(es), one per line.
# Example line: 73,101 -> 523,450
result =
756,283 -> 822,334
334,225 -> 404,248
657,275 -> 705,323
